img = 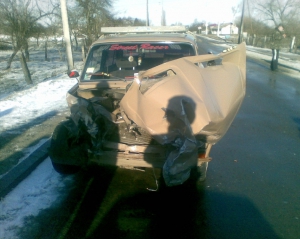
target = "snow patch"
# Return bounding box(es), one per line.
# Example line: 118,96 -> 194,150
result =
0,158 -> 75,239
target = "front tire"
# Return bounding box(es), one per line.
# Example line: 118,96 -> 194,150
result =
49,120 -> 88,174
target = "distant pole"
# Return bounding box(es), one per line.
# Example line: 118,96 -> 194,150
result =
290,36 -> 295,52
60,0 -> 74,73
146,0 -> 149,26
161,0 -> 166,26
238,0 -> 245,43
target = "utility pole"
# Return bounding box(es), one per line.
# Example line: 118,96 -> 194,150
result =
60,0 -> 74,73
161,0 -> 166,26
146,0 -> 149,26
238,0 -> 245,43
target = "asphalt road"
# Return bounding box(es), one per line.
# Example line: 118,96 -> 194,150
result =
1,38 -> 300,239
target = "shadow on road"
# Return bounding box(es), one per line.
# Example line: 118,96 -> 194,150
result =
263,59 -> 300,72
15,166 -> 281,239
81,180 -> 280,239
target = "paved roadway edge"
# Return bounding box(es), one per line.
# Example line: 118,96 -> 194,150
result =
0,140 -> 50,198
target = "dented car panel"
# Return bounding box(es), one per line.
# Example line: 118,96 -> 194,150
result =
49,28 -> 246,186
120,42 -> 246,145
118,43 -> 246,185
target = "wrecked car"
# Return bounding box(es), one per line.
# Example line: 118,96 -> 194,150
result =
49,26 -> 246,186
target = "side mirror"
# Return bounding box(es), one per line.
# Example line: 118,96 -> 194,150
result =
68,70 -> 79,78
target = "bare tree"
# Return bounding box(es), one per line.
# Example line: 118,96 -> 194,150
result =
0,0 -> 55,83
65,3 -> 91,51
246,0 -> 300,47
253,0 -> 300,27
75,0 -> 114,47
239,16 -> 271,36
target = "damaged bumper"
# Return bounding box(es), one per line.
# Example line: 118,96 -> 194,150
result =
63,43 -> 246,186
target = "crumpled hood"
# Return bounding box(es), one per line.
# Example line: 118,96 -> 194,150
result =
120,42 -> 246,145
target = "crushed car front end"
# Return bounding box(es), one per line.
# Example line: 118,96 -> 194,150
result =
49,27 -> 246,186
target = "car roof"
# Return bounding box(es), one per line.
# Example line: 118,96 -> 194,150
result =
91,33 -> 197,47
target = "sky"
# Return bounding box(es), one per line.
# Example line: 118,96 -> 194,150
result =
113,0 -> 242,26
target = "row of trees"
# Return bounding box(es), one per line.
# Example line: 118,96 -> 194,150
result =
0,0 -> 58,83
0,0 -> 145,84
0,0 -> 300,84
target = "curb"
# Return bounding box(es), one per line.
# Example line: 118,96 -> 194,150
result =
0,140 -> 50,198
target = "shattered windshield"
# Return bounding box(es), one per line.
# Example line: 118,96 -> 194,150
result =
81,43 -> 196,81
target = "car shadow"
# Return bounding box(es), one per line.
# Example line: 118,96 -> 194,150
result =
14,165 -> 281,239
67,177 -> 280,239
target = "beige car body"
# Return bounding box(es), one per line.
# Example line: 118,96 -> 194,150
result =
51,27 -> 246,185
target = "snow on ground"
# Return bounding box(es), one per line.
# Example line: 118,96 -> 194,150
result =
0,158 -> 76,239
0,76 -> 77,133
246,45 -> 300,72
0,42 -> 299,239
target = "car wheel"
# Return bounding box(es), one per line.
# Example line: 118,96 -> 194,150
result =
49,120 -> 88,175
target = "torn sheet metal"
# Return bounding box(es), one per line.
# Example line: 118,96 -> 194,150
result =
120,42 -> 246,145
162,98 -> 199,186
66,92 -> 118,140
120,43 -> 246,185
